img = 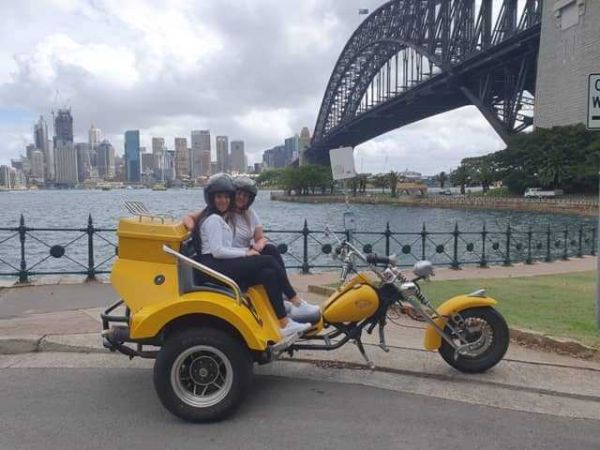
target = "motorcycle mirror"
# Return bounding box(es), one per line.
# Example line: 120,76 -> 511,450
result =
413,260 -> 434,278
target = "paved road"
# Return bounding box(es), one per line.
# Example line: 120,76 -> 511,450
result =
1,368 -> 599,450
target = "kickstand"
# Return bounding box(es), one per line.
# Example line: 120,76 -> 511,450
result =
354,338 -> 375,369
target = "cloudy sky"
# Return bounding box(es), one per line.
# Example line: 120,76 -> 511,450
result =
0,0 -> 506,175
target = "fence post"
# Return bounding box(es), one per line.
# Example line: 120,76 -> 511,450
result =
577,224 -> 583,258
545,225 -> 552,262
302,219 -> 310,274
384,222 -> 391,257
591,225 -> 596,256
503,223 -> 512,266
86,214 -> 96,281
480,222 -> 487,268
18,214 -> 28,283
421,223 -> 427,261
526,225 -> 533,264
451,222 -> 460,269
562,226 -> 569,260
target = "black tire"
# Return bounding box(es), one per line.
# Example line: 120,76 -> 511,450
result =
438,306 -> 509,373
153,327 -> 252,422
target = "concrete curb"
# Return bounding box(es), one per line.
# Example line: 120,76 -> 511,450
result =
0,334 -> 106,355
307,284 -> 600,361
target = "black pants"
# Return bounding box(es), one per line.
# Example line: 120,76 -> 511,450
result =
197,254 -> 288,319
260,244 -> 296,299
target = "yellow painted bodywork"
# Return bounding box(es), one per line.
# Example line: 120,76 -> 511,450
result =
129,286 -> 281,351
423,295 -> 497,351
110,216 -> 282,351
322,274 -> 379,323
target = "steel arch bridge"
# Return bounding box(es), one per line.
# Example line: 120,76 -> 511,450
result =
306,0 -> 542,164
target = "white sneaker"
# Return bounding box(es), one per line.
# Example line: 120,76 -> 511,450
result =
280,318 -> 311,337
289,299 -> 321,322
284,300 -> 293,314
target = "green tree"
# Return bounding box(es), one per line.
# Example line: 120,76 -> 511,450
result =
450,165 -> 471,195
436,171 -> 448,188
388,171 -> 399,197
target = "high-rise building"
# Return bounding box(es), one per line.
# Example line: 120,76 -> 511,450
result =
75,142 -> 91,182
299,126 -> 311,166
216,136 -> 229,173
53,109 -> 73,143
55,143 -> 78,186
89,124 -> 101,149
26,144 -> 36,161
152,137 -> 165,179
285,135 -> 300,162
230,140 -> 246,173
0,165 -> 12,188
262,145 -> 291,169
96,139 -> 115,179
34,116 -> 53,180
174,137 -> 190,179
191,130 -> 211,178
125,130 -> 141,183
141,153 -> 154,174
165,150 -> 176,182
30,150 -> 45,181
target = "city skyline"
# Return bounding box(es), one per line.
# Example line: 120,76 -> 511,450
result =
0,0 -> 506,175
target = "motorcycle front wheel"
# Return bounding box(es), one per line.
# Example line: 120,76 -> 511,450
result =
438,306 -> 509,373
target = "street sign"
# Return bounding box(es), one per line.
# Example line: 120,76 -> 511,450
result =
588,74 -> 600,130
329,147 -> 356,180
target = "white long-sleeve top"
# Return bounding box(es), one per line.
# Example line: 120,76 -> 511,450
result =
200,214 -> 247,259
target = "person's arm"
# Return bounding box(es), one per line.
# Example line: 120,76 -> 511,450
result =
252,226 -> 268,251
203,217 -> 250,259
250,210 -> 268,251
182,210 -> 202,231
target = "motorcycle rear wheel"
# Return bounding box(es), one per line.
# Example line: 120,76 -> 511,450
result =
438,306 -> 509,373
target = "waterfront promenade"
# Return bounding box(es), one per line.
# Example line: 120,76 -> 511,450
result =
271,193 -> 599,217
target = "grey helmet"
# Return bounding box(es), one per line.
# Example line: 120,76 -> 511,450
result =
204,173 -> 235,209
233,176 -> 258,208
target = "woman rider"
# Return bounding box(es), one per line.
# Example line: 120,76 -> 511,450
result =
193,173 -> 311,337
184,175 -> 320,322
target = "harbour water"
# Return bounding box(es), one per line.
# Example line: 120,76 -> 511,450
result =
0,189 -> 595,231
0,189 -> 596,277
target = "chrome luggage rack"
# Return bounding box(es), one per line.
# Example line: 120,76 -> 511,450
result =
123,201 -> 175,223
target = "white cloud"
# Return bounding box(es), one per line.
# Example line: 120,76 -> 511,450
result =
0,0 -> 508,170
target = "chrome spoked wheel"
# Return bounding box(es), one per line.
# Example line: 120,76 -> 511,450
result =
171,345 -> 234,408
453,317 -> 494,359
439,306 -> 509,373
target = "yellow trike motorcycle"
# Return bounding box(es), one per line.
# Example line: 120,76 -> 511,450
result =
102,212 -> 509,422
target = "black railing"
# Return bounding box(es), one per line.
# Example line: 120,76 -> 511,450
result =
0,216 -> 596,282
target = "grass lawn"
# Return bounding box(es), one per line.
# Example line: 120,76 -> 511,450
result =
420,271 -> 600,348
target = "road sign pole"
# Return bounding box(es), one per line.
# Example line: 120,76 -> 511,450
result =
597,167 -> 600,328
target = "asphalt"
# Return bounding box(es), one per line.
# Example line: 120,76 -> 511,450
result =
2,368 -> 600,450
1,258 -> 599,424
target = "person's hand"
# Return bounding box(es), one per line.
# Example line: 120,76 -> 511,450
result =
182,215 -> 195,231
252,240 -> 266,252
246,249 -> 260,257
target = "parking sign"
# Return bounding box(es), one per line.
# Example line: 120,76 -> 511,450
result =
588,74 -> 600,130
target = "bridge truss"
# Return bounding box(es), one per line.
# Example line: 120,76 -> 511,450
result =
309,0 -> 542,163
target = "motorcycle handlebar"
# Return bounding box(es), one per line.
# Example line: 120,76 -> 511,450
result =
366,254 -> 395,266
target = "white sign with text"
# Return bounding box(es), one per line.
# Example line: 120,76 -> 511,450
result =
588,74 -> 600,130
329,147 -> 356,180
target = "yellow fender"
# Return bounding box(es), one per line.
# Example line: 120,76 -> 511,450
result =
129,290 -> 281,351
423,295 -> 497,351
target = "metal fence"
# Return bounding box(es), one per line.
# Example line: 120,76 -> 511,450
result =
0,215 -> 597,283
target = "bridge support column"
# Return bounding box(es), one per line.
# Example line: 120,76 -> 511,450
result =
459,86 -> 510,144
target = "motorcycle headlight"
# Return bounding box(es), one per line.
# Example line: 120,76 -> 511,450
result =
399,282 -> 418,297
